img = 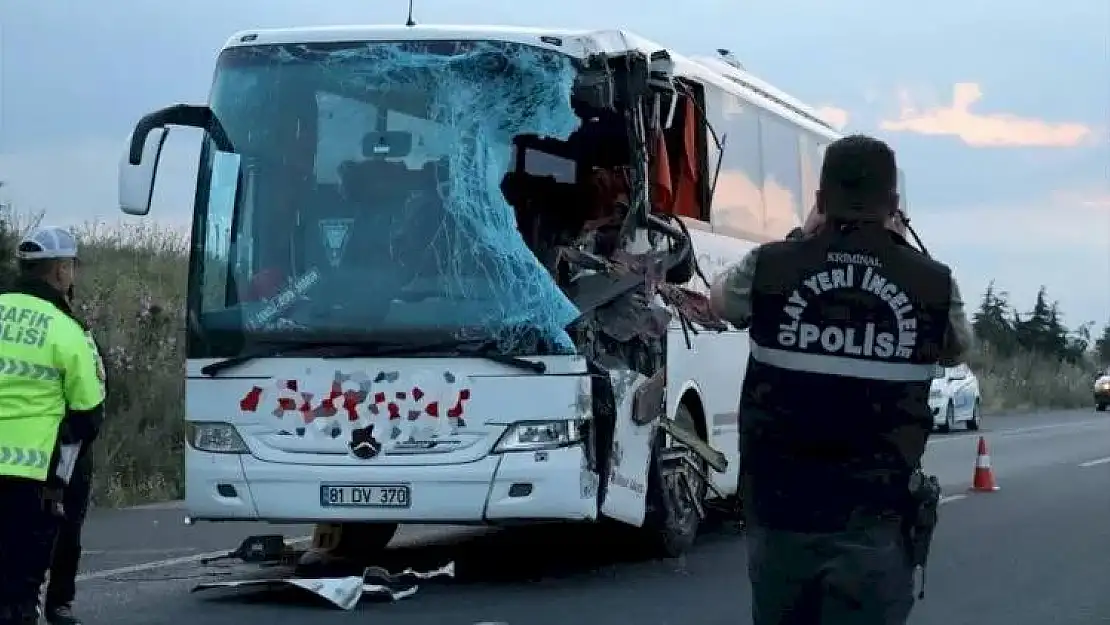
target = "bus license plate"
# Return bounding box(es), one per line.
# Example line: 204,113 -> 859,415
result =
319,484 -> 411,508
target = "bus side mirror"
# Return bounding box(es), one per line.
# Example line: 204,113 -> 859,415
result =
119,126 -> 169,216
118,103 -> 227,216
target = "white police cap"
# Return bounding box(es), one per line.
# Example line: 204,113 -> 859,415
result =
16,226 -> 79,261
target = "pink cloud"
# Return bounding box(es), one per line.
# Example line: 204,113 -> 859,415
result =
880,83 -> 1093,148
813,105 -> 850,130
1077,194 -> 1110,209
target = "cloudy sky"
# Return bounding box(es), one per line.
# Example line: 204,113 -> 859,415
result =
1,0 -> 1108,327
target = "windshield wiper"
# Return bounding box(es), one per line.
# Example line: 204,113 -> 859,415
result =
366,338 -> 548,374
199,337 -> 547,377
199,341 -> 373,377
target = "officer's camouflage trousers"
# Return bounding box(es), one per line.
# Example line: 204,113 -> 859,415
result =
746,516 -> 915,625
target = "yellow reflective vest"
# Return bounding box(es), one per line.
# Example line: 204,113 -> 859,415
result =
0,293 -> 104,481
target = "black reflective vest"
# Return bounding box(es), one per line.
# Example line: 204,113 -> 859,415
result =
739,224 -> 953,532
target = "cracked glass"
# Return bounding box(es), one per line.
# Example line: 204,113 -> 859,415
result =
188,39 -> 583,357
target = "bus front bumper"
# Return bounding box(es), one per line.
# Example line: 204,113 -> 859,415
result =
184,445 -> 598,524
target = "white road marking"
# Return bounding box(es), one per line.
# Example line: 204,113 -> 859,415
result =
74,535 -> 313,583
1078,456 -> 1110,468
83,547 -> 198,557
927,419 -> 1110,445
996,421 -> 1110,437
940,494 -> 966,505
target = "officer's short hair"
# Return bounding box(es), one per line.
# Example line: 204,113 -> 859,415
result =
819,135 -> 899,218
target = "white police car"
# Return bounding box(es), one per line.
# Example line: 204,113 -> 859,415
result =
929,363 -> 981,433
1094,367 -> 1110,411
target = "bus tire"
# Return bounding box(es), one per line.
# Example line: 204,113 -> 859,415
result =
640,404 -> 707,558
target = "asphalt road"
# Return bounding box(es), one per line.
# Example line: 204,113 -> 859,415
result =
72,409 -> 1110,624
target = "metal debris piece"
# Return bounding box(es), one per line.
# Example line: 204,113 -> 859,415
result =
658,418 -> 727,473
631,369 -> 665,426
200,534 -> 291,565
191,561 -> 456,610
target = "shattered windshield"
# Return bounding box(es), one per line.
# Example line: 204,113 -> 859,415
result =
188,40 -> 582,358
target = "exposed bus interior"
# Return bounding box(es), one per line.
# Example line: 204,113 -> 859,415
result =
498,53 -> 731,513
505,67 -> 722,347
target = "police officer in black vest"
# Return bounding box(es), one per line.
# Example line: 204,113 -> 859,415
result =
709,135 -> 973,625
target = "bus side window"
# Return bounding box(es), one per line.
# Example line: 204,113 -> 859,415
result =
897,167 -> 909,214
706,85 -> 765,240
799,131 -> 824,216
657,86 -> 708,222
759,113 -> 804,238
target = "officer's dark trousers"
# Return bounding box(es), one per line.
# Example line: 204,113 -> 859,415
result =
46,453 -> 93,610
0,477 -> 60,623
746,516 -> 915,625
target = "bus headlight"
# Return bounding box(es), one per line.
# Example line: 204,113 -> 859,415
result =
493,420 -> 584,453
187,422 -> 249,454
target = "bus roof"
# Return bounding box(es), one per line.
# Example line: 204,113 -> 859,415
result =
222,24 -> 844,139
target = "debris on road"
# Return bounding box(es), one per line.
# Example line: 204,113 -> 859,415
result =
192,561 -> 456,609
190,535 -> 456,609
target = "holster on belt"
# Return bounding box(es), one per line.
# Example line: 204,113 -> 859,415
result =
43,469 -> 68,518
902,469 -> 941,599
42,486 -> 66,518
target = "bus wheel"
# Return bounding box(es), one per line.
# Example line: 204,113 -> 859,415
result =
642,404 -> 707,558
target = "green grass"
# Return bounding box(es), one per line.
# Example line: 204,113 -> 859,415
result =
968,344 -> 1094,414
0,214 -> 1094,506
72,222 -> 187,506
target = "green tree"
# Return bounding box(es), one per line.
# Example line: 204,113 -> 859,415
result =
1095,323 -> 1110,365
972,281 -> 1017,355
1014,286 -> 1071,359
1064,320 -> 1095,365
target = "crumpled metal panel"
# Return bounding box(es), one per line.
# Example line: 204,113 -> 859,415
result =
192,561 -> 456,609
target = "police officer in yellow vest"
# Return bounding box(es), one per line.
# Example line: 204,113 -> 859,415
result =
43,324 -> 106,625
0,227 -> 104,625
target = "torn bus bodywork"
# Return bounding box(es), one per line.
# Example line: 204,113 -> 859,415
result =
545,48 -> 734,542
120,32 -> 732,560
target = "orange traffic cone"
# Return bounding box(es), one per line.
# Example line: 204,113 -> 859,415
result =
969,436 -> 1000,492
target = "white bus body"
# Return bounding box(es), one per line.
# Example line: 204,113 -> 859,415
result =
119,24 -> 848,558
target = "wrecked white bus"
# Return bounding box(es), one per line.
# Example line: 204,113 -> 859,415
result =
117,25 -> 844,560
